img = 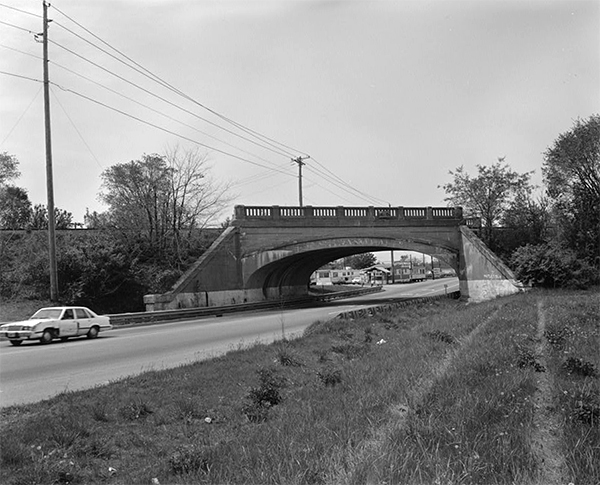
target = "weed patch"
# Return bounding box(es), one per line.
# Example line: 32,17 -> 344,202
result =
423,329 -> 456,344
119,398 -> 153,420
330,342 -> 369,360
516,344 -> 546,372
317,367 -> 342,387
562,357 -> 598,378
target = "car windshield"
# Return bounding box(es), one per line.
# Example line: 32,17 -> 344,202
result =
30,309 -> 63,320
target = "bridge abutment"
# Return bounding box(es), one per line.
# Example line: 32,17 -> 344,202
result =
457,226 -> 524,302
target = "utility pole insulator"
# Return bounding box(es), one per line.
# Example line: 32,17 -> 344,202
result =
291,155 -> 310,207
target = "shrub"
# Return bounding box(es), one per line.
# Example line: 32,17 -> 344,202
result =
511,241 -> 598,288
242,367 -> 285,422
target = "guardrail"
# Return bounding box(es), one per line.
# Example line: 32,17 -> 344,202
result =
108,286 -> 383,327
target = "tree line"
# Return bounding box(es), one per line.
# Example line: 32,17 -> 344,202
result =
1,115 -> 598,312
0,147 -> 229,313
440,114 -> 599,288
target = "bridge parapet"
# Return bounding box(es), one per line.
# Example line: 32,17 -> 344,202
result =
234,205 -> 463,227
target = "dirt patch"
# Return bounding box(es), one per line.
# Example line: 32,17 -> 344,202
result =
531,298 -> 567,485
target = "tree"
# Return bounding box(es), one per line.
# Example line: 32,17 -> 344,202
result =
30,204 -> 74,230
440,159 -> 533,248
99,148 -> 230,263
84,209 -> 111,229
0,186 -> 32,229
346,252 -> 377,269
0,152 -> 20,185
496,194 -> 551,258
543,114 -> 600,264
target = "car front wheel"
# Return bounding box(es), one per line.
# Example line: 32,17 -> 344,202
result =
9,340 -> 22,346
40,330 -> 53,344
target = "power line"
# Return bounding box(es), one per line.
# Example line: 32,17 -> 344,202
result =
51,82 -> 296,177
48,38 -> 295,159
0,2 -> 41,18
306,164 -> 386,206
48,3 -> 390,207
5,3 -> 386,209
49,60 -> 292,171
51,3 -> 306,159
309,157 -> 389,205
0,69 -> 41,83
50,86 -> 104,170
0,19 -> 38,34
1,85 -> 42,147
0,68 -> 296,181
0,42 -> 42,60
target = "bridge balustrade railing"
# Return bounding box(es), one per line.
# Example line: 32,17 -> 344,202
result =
432,208 -> 457,218
403,207 -> 427,218
235,205 -> 464,222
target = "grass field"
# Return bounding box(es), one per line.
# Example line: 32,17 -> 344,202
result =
0,289 -> 598,485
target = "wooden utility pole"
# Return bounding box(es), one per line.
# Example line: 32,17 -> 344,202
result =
291,155 -> 310,207
43,1 -> 58,301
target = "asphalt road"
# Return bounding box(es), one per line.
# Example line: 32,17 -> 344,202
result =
0,278 -> 458,407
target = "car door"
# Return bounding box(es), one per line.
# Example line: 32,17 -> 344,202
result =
74,308 -> 92,335
59,309 -> 79,337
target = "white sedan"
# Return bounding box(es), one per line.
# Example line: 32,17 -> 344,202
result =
0,307 -> 112,346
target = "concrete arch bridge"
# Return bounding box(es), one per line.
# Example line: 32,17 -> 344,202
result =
144,205 -> 523,311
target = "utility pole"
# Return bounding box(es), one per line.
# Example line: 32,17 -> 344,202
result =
43,1 -> 58,301
291,155 -> 310,207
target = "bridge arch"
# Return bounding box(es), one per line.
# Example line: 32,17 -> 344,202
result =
243,236 -> 459,298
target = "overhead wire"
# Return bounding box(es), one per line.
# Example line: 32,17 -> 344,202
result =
0,42 -> 42,60
50,82 -> 296,177
51,14 -> 299,159
0,68 -> 295,177
0,85 -> 42,147
0,34 -> 292,175
48,38 -> 295,160
50,86 -> 104,170
51,3 -> 306,159
0,2 -> 40,18
50,4 -> 389,206
0,19 -> 38,34
305,163 -> 388,206
309,157 -> 390,205
3,3 -> 389,207
49,59 -> 292,171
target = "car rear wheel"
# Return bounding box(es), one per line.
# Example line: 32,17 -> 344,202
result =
87,326 -> 99,339
40,330 -> 53,344
9,340 -> 22,346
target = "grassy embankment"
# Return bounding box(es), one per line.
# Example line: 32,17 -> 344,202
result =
0,289 -> 598,484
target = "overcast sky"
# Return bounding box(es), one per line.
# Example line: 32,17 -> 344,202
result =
1,0 -> 598,226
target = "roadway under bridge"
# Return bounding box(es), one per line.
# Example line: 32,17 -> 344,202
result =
144,205 -> 524,311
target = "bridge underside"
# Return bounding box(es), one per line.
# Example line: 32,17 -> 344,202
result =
144,205 -> 523,310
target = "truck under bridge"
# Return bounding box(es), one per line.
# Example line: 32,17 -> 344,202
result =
144,205 -> 524,311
